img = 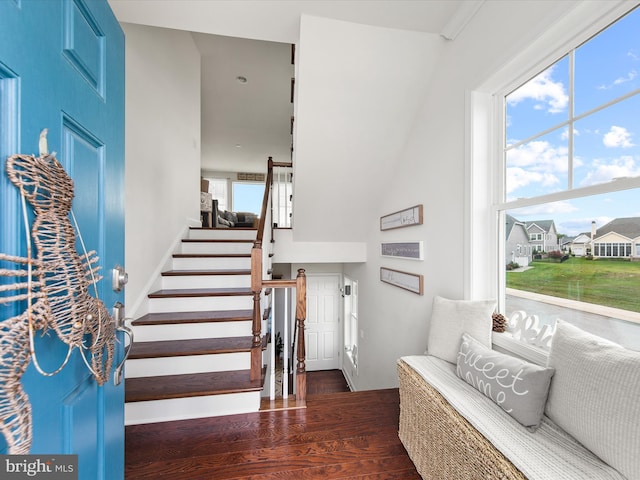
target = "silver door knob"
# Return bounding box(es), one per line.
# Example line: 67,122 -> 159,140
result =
112,265 -> 128,292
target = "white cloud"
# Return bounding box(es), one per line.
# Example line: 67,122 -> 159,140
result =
507,68 -> 568,114
517,201 -> 578,217
579,155 -> 640,186
507,167 -> 543,194
507,140 -> 568,171
560,127 -> 579,140
597,70 -> 637,90
603,125 -> 634,148
506,140 -> 568,194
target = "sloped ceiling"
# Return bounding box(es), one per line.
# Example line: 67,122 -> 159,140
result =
109,0 -> 481,242
109,0 -> 475,174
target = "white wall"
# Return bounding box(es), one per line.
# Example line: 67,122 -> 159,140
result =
123,23 -> 201,316
273,229 -> 366,263
343,1 -> 582,391
292,15 -> 442,242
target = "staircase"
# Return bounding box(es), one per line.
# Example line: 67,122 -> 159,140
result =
124,226 -> 265,425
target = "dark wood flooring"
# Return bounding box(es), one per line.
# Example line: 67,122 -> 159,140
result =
125,370 -> 420,479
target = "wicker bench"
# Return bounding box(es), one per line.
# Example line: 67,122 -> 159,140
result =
397,354 -> 632,480
397,358 -> 526,480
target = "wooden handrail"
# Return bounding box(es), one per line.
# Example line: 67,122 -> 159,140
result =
262,279 -> 296,289
250,158 -> 306,404
254,157 -> 274,249
272,161 -> 292,168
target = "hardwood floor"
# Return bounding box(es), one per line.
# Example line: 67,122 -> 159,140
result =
125,371 -> 420,479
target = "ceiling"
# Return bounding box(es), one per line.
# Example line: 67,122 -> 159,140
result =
193,33 -> 295,173
109,0 -> 475,174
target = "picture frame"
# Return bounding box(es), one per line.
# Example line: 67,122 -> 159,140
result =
380,204 -> 423,231
380,267 -> 424,295
380,241 -> 423,260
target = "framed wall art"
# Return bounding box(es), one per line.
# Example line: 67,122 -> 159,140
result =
380,204 -> 423,231
380,241 -> 423,260
380,267 -> 424,295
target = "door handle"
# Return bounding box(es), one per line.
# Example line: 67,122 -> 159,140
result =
112,265 -> 128,292
112,302 -> 134,386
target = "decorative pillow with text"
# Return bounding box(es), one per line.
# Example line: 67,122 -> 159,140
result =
456,333 -> 555,430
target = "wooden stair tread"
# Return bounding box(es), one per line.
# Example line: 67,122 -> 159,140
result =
129,336 -> 252,359
189,226 -> 257,231
125,370 -> 263,402
173,253 -> 250,258
132,310 -> 253,326
182,239 -> 254,243
148,287 -> 252,298
161,269 -> 251,276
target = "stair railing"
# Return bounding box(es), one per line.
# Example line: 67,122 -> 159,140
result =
251,158 -> 306,404
271,162 -> 293,229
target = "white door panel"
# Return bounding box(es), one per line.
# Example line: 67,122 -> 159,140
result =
304,275 -> 341,371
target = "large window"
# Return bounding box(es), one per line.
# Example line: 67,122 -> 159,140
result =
496,6 -> 640,352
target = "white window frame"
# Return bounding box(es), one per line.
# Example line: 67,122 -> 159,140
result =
343,277 -> 358,371
206,177 -> 229,212
466,1 -> 640,363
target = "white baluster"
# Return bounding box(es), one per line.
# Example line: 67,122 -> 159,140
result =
269,302 -> 276,400
283,288 -> 289,398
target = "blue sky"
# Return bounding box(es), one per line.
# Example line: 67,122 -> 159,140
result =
233,183 -> 264,213
505,6 -> 640,237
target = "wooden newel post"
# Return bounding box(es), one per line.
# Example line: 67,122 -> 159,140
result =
250,245 -> 262,381
295,268 -> 307,403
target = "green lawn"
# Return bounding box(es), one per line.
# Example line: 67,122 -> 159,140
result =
506,257 -> 640,313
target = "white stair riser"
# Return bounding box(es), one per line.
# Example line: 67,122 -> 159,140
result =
189,229 -> 256,241
172,256 -> 251,270
126,352 -> 250,378
181,242 -> 252,255
132,321 -> 252,341
149,295 -> 253,313
161,274 -> 250,290
125,391 -> 260,425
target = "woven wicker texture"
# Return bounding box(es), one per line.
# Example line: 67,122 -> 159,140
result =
397,359 -> 527,480
5,153 -> 115,386
0,257 -> 49,454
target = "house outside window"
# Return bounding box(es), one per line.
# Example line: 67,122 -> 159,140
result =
483,4 -> 640,356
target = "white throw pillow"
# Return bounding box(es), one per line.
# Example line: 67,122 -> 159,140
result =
426,295 -> 495,364
545,321 -> 640,480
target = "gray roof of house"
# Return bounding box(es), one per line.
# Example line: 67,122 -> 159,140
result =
525,219 -> 555,233
506,214 -> 518,237
596,217 -> 640,239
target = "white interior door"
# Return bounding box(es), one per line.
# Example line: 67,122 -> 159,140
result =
304,275 -> 341,371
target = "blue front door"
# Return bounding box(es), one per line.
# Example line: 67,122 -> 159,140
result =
0,0 -> 125,478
